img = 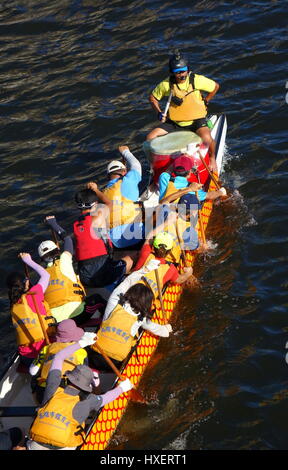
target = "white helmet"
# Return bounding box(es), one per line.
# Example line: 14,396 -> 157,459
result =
107,160 -> 126,174
38,240 -> 58,258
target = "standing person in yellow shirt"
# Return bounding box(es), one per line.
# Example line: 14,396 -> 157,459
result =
147,51 -> 220,173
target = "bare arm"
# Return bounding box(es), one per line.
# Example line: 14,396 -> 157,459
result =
205,82 -> 220,104
87,182 -> 113,209
174,267 -> 193,284
149,93 -> 162,115
159,183 -> 203,204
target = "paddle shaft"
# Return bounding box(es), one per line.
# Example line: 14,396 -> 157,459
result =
95,344 -> 124,380
195,191 -> 207,246
94,343 -> 147,403
198,152 -> 221,190
155,268 -> 168,324
162,92 -> 173,120
50,227 -> 60,249
175,218 -> 187,267
28,291 -> 50,345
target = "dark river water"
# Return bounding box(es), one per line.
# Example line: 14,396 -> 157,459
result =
0,0 -> 287,451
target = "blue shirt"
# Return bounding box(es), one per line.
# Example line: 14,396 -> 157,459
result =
159,172 -> 207,202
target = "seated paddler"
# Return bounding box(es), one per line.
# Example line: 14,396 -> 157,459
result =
73,182 -> 134,289
102,145 -> 145,249
87,259 -> 173,373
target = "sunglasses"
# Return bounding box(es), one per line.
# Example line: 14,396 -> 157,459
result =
173,70 -> 188,74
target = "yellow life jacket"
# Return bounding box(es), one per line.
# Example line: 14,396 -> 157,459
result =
39,342 -> 87,386
30,387 -> 85,448
138,262 -> 171,298
11,294 -> 55,347
91,304 -> 137,362
45,259 -> 85,309
103,179 -> 142,228
168,74 -> 207,121
162,179 -> 181,203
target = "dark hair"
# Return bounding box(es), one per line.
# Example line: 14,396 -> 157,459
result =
75,189 -> 98,208
119,284 -> 153,322
42,248 -> 60,262
153,246 -> 171,258
174,168 -> 189,177
6,272 -> 27,306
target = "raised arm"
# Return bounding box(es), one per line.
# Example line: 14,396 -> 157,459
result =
19,253 -> 50,292
87,182 -> 113,209
118,145 -> 142,177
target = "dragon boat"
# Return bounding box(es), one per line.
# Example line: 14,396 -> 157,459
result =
0,114 -> 227,450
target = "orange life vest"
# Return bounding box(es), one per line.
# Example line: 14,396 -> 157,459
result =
103,179 -> 142,227
11,294 -> 55,346
39,342 -> 87,385
30,387 -> 85,448
91,304 -> 137,362
45,259 -> 85,308
168,74 -> 207,121
138,261 -> 171,298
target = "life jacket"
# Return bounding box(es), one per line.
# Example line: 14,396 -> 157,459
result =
164,217 -> 199,264
168,73 -> 207,121
162,177 -> 182,203
138,261 -> 171,299
103,178 -> 142,228
91,304 -> 137,362
73,214 -> 112,262
44,259 -> 85,308
11,294 -> 55,347
29,387 -> 85,448
38,342 -> 87,386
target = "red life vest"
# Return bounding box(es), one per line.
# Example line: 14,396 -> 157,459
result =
73,215 -> 112,262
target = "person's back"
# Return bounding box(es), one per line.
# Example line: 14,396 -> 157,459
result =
88,282 -> 172,372
103,145 -> 144,249
38,237 -> 86,323
27,334 -> 133,450
30,319 -> 87,403
73,184 -> 133,289
6,253 -> 54,363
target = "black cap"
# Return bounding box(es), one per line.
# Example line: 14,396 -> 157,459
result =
169,50 -> 188,73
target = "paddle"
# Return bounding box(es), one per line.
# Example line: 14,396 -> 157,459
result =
161,92 -> 173,122
94,343 -> 147,404
175,218 -> 187,267
49,227 -> 60,249
197,152 -> 221,190
27,291 -> 50,345
175,217 -> 200,287
195,191 -> 208,251
154,268 -> 169,325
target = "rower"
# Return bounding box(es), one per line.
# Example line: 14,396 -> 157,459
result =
146,50 -> 220,173
27,334 -> 133,450
29,319 -> 88,404
87,259 -> 173,373
6,253 -> 55,366
133,220 -> 196,274
159,155 -> 226,205
73,182 -> 134,289
38,215 -> 106,326
102,145 -> 145,249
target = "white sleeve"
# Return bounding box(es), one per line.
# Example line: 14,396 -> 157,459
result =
103,270 -> 146,321
121,149 -> 142,177
141,318 -> 171,337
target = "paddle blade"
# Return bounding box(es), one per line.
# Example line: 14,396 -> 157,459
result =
129,388 -> 148,405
